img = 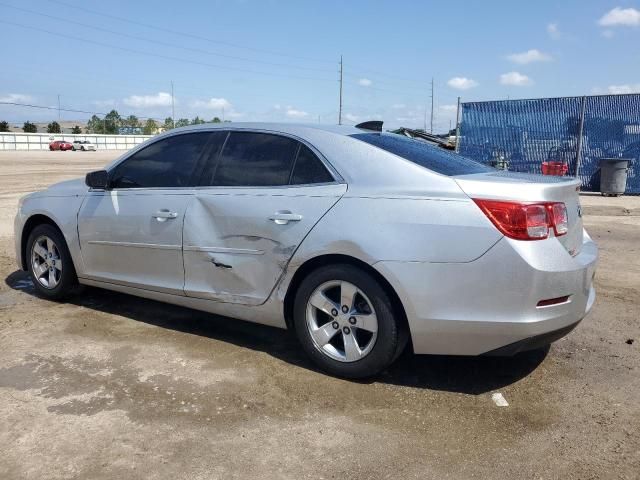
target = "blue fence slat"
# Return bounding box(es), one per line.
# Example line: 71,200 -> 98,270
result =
458,94 -> 640,194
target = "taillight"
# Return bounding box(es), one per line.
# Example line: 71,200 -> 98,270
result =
548,203 -> 568,236
473,199 -> 568,241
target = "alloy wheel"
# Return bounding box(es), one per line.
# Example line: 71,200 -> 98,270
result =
30,235 -> 62,289
305,280 -> 378,362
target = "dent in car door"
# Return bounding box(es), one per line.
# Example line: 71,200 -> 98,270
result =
183,184 -> 346,305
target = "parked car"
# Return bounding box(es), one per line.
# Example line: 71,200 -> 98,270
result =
72,140 -> 97,151
15,123 -> 598,378
48,140 -> 73,151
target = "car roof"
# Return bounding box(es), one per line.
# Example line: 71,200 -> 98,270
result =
163,121 -> 364,138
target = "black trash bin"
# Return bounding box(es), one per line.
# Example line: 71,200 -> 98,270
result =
599,158 -> 630,197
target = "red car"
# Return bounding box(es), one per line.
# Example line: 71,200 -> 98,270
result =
49,140 -> 73,151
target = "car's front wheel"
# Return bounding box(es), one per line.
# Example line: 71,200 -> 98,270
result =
293,264 -> 403,379
26,224 -> 78,300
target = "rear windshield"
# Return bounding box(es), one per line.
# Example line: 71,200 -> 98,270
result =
351,132 -> 493,176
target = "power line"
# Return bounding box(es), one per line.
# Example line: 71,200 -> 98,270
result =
1,2 -> 333,74
0,20 -> 336,83
0,100 -> 164,121
45,0 -> 334,65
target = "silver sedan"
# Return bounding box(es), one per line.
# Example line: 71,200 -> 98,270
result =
14,123 -> 598,378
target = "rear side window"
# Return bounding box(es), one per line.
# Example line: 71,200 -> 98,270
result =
351,132 -> 493,176
291,144 -> 334,184
212,132 -> 299,186
110,132 -> 211,188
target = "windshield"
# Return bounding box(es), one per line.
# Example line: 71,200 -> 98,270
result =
351,132 -> 493,176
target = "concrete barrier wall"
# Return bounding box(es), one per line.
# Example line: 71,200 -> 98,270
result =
0,132 -> 154,151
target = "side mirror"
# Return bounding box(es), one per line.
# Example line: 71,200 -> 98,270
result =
85,170 -> 109,189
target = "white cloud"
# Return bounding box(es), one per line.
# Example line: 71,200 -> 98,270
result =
191,97 -> 232,110
391,103 -> 406,109
599,7 -> 640,27
0,93 -> 33,103
358,78 -> 372,87
507,49 -> 552,64
547,23 -> 560,39
500,71 -> 533,86
607,84 -> 640,94
440,104 -> 458,112
447,77 -> 478,90
286,108 -> 308,119
123,92 -> 173,108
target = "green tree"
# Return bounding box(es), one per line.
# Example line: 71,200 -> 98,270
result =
47,121 -> 61,134
104,109 -> 121,134
175,118 -> 190,128
22,121 -> 37,133
211,117 -> 222,123
191,116 -> 205,125
143,118 -> 158,135
125,115 -> 140,128
86,115 -> 104,134
163,117 -> 174,130
0,120 -> 9,132
71,125 -> 82,134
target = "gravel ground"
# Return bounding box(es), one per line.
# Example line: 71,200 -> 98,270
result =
0,150 -> 638,479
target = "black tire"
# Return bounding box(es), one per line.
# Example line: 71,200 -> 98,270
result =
26,224 -> 78,300
293,264 -> 402,379
72,147 -> 76,151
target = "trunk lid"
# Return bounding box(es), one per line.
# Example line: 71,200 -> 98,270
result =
455,171 -> 583,255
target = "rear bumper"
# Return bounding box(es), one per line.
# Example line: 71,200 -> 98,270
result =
374,231 -> 598,355
482,319 -> 581,356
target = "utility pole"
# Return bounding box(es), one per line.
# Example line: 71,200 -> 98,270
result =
338,55 -> 343,125
430,78 -> 434,134
170,81 -> 175,128
57,94 -> 61,121
222,107 -> 225,122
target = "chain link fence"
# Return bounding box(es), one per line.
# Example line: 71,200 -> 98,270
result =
458,94 -> 640,194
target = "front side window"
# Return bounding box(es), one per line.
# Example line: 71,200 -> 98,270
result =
351,132 -> 493,176
110,133 -> 211,188
212,132 -> 299,186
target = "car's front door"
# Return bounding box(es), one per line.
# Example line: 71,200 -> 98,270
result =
77,131 -> 217,294
183,131 -> 346,305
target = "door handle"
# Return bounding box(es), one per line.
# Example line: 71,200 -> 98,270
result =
269,211 -> 302,225
152,210 -> 178,222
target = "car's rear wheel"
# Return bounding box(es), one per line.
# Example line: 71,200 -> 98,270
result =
26,224 -> 78,300
293,264 -> 402,379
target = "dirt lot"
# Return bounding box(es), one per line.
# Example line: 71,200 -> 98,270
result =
0,150 -> 638,479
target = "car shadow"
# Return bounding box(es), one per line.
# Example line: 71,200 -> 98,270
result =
5,270 -> 547,395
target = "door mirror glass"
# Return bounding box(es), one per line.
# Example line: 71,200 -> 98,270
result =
85,170 -> 109,189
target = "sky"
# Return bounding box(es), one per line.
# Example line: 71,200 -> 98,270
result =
1,0 -> 639,132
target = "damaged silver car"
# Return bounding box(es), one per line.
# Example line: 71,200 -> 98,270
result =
14,122 -> 598,378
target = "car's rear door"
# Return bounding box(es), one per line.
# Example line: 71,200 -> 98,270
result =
183,130 -> 346,305
77,131 -> 217,294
